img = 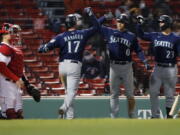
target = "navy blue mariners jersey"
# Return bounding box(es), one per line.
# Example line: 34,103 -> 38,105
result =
136,24 -> 180,64
98,17 -> 144,61
44,15 -> 99,62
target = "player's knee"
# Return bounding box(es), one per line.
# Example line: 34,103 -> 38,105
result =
67,91 -> 76,97
149,88 -> 159,95
110,92 -> 119,99
110,89 -> 119,98
16,109 -> 24,119
6,108 -> 18,119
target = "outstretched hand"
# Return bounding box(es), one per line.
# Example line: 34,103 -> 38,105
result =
144,63 -> 152,70
136,15 -> 144,25
38,44 -> 48,53
84,7 -> 93,16
143,60 -> 152,70
104,12 -> 114,20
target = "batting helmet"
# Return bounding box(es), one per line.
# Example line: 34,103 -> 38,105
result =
158,15 -> 173,31
116,14 -> 129,25
65,14 -> 77,29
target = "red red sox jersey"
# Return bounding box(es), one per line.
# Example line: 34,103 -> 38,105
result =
0,43 -> 24,78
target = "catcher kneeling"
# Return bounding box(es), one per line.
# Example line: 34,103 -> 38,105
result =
0,23 -> 40,119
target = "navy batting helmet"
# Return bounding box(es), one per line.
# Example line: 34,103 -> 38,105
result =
158,15 -> 173,30
116,14 -> 129,25
65,14 -> 77,29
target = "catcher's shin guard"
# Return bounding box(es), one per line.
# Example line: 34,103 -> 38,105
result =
127,97 -> 136,118
6,108 -> 18,119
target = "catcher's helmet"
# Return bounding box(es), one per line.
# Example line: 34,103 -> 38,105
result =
0,23 -> 13,34
65,14 -> 77,29
116,14 -> 129,25
0,23 -> 21,34
158,15 -> 173,30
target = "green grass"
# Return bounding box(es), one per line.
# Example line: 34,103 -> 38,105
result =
0,119 -> 180,135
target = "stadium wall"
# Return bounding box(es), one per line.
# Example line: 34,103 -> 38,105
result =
23,96 -> 180,119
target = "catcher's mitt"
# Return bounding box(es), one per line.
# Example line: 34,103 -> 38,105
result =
26,84 -> 41,102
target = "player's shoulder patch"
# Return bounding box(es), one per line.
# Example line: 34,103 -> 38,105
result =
0,44 -> 13,56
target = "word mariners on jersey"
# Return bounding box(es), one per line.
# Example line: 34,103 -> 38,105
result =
64,34 -> 83,42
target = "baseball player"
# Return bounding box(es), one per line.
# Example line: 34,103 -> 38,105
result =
97,14 -> 150,118
0,23 -> 24,119
0,23 -> 40,119
136,15 -> 180,118
38,7 -> 99,119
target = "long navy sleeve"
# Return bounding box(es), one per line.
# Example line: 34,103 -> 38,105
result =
136,24 -> 153,41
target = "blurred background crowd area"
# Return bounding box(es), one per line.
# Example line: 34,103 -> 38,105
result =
0,0 -> 179,96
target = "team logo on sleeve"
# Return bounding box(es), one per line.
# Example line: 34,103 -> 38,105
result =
50,39 -> 56,43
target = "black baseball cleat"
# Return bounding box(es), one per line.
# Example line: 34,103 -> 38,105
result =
167,115 -> 173,119
58,109 -> 64,119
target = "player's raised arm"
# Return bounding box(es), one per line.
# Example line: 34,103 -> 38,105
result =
136,15 -> 152,41
132,37 -> 151,70
84,7 -> 100,29
83,7 -> 100,37
96,13 -> 114,39
98,12 -> 114,25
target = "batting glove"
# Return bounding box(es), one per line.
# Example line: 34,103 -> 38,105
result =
104,12 -> 114,20
84,7 -> 93,16
137,15 -> 144,25
38,44 -> 48,53
143,60 -> 151,70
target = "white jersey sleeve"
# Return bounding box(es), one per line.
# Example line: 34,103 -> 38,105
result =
0,53 -> 11,65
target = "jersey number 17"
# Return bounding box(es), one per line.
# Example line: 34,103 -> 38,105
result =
68,41 -> 80,53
